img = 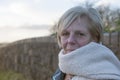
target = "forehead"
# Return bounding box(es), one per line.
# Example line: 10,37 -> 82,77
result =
65,17 -> 90,32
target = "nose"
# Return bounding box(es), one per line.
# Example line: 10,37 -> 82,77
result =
67,33 -> 75,44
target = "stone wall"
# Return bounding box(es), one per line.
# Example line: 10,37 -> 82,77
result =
0,36 -> 60,80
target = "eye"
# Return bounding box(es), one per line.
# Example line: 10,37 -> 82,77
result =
75,31 -> 85,36
61,31 -> 69,36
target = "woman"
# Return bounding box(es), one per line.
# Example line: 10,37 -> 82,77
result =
52,6 -> 120,80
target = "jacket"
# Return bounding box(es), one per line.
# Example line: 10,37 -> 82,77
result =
52,68 -> 65,80
52,42 -> 120,80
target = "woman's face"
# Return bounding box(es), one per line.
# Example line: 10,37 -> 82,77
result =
60,18 -> 94,54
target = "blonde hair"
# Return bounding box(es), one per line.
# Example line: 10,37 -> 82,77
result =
54,6 -> 103,47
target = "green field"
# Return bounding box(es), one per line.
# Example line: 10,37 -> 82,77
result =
0,70 -> 27,80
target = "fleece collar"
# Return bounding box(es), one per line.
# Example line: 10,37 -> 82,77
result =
59,42 -> 120,79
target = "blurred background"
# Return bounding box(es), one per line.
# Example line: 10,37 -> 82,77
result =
0,0 -> 120,80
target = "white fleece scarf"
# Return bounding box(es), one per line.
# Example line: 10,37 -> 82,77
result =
59,42 -> 120,80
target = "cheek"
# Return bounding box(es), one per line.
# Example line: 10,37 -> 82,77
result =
78,40 -> 89,47
77,36 -> 92,47
60,37 -> 67,49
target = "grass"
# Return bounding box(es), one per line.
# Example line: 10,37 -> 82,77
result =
0,70 -> 27,80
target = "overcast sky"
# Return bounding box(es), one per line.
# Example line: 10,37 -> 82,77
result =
1,0 -> 120,27
0,0 -> 74,27
0,0 -> 120,43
